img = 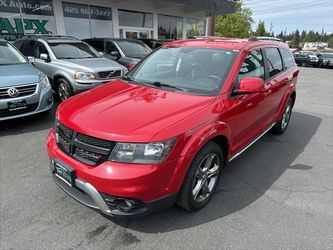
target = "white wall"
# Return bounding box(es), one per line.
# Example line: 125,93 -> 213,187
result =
51,0 -> 208,39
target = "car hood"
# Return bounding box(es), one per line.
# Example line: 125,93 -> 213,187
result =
58,57 -> 125,72
58,80 -> 215,142
0,63 -> 42,87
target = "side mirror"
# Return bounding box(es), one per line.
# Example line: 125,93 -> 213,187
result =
110,51 -> 121,59
27,56 -> 35,64
40,53 -> 50,62
234,77 -> 264,95
99,51 -> 105,56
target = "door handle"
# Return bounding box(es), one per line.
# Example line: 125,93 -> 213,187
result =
264,89 -> 272,96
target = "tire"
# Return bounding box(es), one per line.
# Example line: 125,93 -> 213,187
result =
177,142 -> 223,211
57,78 -> 73,102
271,98 -> 293,135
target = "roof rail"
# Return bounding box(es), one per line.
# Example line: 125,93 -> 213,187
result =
249,36 -> 281,42
193,36 -> 228,39
21,34 -> 78,40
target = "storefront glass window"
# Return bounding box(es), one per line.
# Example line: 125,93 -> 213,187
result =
62,2 -> 113,39
186,18 -> 206,38
0,0 -> 56,41
118,10 -> 153,28
158,15 -> 183,39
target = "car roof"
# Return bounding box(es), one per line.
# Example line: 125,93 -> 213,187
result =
163,37 -> 289,51
15,35 -> 79,43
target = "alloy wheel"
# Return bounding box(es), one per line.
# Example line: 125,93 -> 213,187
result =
282,103 -> 292,130
192,153 -> 220,203
58,82 -> 70,101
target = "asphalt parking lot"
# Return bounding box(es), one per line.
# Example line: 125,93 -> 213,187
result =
1,67 -> 332,250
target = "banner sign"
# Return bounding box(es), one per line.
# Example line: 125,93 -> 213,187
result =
0,0 -> 53,15
62,2 -> 112,21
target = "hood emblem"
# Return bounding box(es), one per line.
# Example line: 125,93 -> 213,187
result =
7,87 -> 19,97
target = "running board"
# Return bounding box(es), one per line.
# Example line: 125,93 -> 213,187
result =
228,122 -> 276,162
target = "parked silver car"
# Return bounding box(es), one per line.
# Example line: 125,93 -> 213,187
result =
0,39 -> 53,121
14,35 -> 127,101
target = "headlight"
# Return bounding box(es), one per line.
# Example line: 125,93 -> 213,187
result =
109,138 -> 176,164
74,72 -> 95,80
40,76 -> 50,89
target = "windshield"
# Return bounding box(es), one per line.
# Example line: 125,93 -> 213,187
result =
127,47 -> 238,96
301,51 -> 316,56
117,41 -> 152,58
0,41 -> 27,65
49,42 -> 101,59
322,53 -> 333,59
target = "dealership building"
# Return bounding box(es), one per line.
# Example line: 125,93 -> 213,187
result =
0,0 -> 236,41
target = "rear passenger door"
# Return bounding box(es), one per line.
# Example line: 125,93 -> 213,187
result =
262,47 -> 291,123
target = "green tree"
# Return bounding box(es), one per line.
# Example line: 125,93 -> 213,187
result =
215,3 -> 253,38
254,20 -> 269,36
291,29 -> 300,47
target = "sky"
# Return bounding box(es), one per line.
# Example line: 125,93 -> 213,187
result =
242,0 -> 333,34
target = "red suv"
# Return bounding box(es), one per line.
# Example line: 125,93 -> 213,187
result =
47,37 -> 299,218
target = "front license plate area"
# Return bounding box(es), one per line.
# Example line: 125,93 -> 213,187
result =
8,100 -> 27,111
54,161 -> 76,187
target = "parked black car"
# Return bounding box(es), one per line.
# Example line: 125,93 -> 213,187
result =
317,52 -> 333,68
83,38 -> 152,68
139,39 -> 173,50
293,51 -> 320,67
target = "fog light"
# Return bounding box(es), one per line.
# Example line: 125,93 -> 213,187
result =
115,198 -> 135,212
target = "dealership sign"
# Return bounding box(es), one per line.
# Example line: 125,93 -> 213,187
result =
0,0 -> 56,40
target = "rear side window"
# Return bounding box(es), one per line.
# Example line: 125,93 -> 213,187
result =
238,49 -> 265,81
280,48 -> 295,70
20,40 -> 36,57
264,48 -> 283,77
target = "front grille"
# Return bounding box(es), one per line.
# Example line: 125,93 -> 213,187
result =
0,84 -> 37,99
0,103 -> 39,117
98,70 -> 122,79
56,122 -> 115,166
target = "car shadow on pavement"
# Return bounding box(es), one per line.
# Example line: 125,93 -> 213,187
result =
0,101 -> 59,136
113,111 -> 321,233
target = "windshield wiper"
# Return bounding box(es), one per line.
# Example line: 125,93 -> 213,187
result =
147,81 -> 189,92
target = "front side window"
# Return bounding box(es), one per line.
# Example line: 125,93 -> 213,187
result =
238,50 -> 265,81
0,41 -> 27,65
280,48 -> 296,70
127,47 -> 238,96
49,42 -> 100,59
105,41 -> 119,54
35,42 -> 49,59
264,48 -> 283,77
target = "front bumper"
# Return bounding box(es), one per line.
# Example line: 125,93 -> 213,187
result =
47,129 -> 192,217
50,159 -> 177,218
0,86 -> 53,121
71,78 -> 119,94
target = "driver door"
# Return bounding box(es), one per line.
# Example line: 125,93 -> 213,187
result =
34,41 -> 53,79
231,49 -> 272,154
